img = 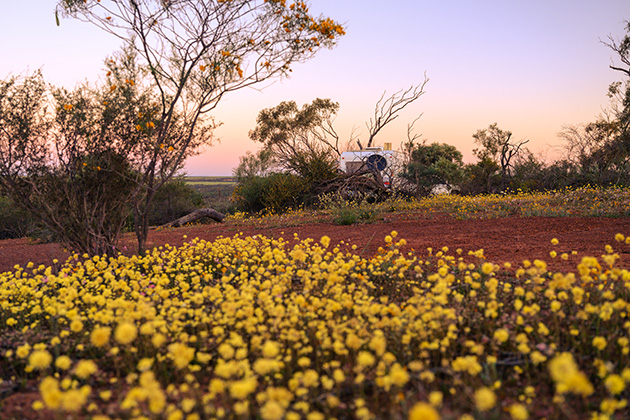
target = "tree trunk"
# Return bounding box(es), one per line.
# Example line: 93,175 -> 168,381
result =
158,208 -> 225,228
133,206 -> 148,255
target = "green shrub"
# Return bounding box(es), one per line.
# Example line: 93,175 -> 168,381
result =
231,176 -> 268,214
460,158 -> 502,195
262,173 -> 308,213
332,207 -> 358,225
289,149 -> 339,182
147,179 -> 205,226
402,142 -> 465,196
319,192 -> 381,225
332,207 -> 379,225
232,173 -> 308,214
0,196 -> 39,239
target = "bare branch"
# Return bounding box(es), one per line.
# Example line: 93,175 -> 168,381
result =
365,75 -> 429,147
406,114 -> 423,145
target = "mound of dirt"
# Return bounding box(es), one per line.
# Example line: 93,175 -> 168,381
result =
1,214 -> 629,274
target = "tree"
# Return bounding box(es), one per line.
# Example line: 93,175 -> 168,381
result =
402,142 -> 464,196
552,20 -> 630,188
557,118 -> 624,185
233,148 -> 278,179
558,121 -> 615,166
602,20 -> 630,132
249,98 -> 341,180
364,77 -> 428,148
509,149 -> 546,191
461,158 -> 501,195
0,71 -> 140,255
472,123 -> 529,190
57,0 -> 345,253
595,21 -> 630,185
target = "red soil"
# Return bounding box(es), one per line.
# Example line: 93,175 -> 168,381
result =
1,214 -> 629,274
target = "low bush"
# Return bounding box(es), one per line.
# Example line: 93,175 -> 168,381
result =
318,192 -> 382,225
0,196 -> 38,239
232,173 -> 308,214
147,178 -> 205,226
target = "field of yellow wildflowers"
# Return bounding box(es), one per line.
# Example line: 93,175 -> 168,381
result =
1,229 -> 629,419
1,187 -> 630,419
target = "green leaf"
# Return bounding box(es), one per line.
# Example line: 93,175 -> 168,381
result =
55,10 -> 60,27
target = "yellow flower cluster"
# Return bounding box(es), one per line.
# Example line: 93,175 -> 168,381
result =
236,186 -> 630,230
1,230 -> 629,419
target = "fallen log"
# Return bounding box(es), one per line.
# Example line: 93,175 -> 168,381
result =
158,207 -> 225,228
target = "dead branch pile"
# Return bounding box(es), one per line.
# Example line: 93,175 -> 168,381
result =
315,170 -> 390,199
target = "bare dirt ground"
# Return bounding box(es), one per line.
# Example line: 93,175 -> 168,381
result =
1,214 -> 629,274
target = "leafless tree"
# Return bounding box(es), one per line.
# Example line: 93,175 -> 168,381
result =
391,114 -> 423,193
558,118 -> 617,166
364,76 -> 428,148
402,115 -> 423,161
602,20 -> 630,78
601,20 -> 630,133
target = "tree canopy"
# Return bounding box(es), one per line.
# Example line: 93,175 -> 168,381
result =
473,123 -> 529,189
402,142 -> 464,196
48,0 -> 345,252
249,98 -> 341,178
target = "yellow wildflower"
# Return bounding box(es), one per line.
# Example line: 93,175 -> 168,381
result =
493,328 -> 509,344
473,387 -> 496,412
261,400 -> 285,420
114,322 -> 137,345
408,402 -> 440,420
390,364 -> 410,387
229,378 -> 257,399
428,391 -> 443,407
54,355 -> 72,370
74,360 -> 98,379
28,350 -> 52,370
39,377 -> 62,409
168,342 -> 195,369
357,351 -> 376,368
592,336 -> 607,351
61,386 -> 90,412
262,340 -> 281,358
16,343 -> 31,359
90,326 -> 111,347
604,374 -> 625,395
508,403 -> 529,420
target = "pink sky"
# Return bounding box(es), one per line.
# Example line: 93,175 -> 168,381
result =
2,0 -> 628,175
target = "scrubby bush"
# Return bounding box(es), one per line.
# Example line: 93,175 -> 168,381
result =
318,192 -> 382,225
0,196 -> 38,239
287,149 -> 339,183
402,142 -> 465,196
232,173 -> 308,214
146,178 -> 205,226
460,158 -> 502,195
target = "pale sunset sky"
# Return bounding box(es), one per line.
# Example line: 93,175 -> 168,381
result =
1,1 -> 628,175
